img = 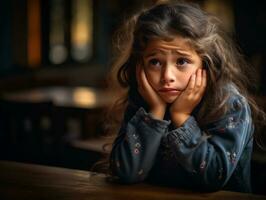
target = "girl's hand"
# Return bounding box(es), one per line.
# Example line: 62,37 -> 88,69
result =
136,65 -> 167,120
170,68 -> 207,127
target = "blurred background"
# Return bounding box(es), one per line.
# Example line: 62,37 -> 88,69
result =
0,0 -> 265,194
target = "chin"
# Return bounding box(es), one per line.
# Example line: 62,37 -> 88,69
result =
162,97 -> 177,104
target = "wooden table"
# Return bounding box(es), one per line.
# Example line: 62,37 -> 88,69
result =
0,161 -> 265,200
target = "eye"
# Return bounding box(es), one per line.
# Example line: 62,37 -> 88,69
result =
148,58 -> 162,68
176,58 -> 189,66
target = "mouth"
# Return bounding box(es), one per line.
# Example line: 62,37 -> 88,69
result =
158,88 -> 181,95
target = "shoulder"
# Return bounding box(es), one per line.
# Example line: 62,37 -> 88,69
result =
204,84 -> 254,138
224,84 -> 250,115
204,84 -> 252,128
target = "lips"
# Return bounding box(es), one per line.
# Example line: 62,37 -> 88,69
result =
158,88 -> 181,96
159,88 -> 179,92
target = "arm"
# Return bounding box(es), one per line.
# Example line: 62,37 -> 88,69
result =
110,106 -> 170,183
166,95 -> 254,191
110,64 -> 169,183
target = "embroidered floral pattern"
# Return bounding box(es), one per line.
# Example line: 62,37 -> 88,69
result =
135,143 -> 141,148
230,152 -> 237,163
226,151 -> 237,164
200,160 -> 206,172
132,133 -> 139,140
131,131 -> 141,155
226,117 -> 237,129
134,148 -> 140,154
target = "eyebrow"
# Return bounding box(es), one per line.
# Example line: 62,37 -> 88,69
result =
142,50 -> 163,59
144,49 -> 192,58
173,50 -> 192,57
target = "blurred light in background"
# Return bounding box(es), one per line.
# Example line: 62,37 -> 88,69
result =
71,0 -> 93,62
27,0 -> 41,67
203,0 -> 234,32
73,87 -> 96,107
49,0 -> 68,64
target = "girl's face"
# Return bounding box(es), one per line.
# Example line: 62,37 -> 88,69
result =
142,35 -> 203,103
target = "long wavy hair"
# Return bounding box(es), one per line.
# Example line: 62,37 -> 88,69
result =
94,0 -> 266,173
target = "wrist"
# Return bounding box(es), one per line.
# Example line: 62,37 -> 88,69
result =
150,107 -> 166,120
171,113 -> 190,127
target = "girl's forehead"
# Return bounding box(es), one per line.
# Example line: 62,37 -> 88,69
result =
143,36 -> 197,56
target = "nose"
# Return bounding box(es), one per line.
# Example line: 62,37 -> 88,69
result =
161,65 -> 175,84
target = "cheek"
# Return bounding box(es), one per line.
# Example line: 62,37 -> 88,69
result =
187,67 -> 200,79
179,73 -> 193,88
145,70 -> 160,88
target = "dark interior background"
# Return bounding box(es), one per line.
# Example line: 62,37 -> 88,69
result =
0,0 -> 265,195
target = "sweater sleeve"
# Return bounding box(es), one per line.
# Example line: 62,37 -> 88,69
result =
110,106 -> 170,183
165,94 -> 254,191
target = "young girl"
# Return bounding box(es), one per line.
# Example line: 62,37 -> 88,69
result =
106,0 -> 266,193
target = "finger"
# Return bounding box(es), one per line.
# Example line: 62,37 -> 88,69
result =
194,68 -> 204,95
202,69 -> 207,88
198,69 -> 207,95
141,68 -> 161,102
187,73 -> 196,93
195,68 -> 202,89
140,67 -> 153,92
